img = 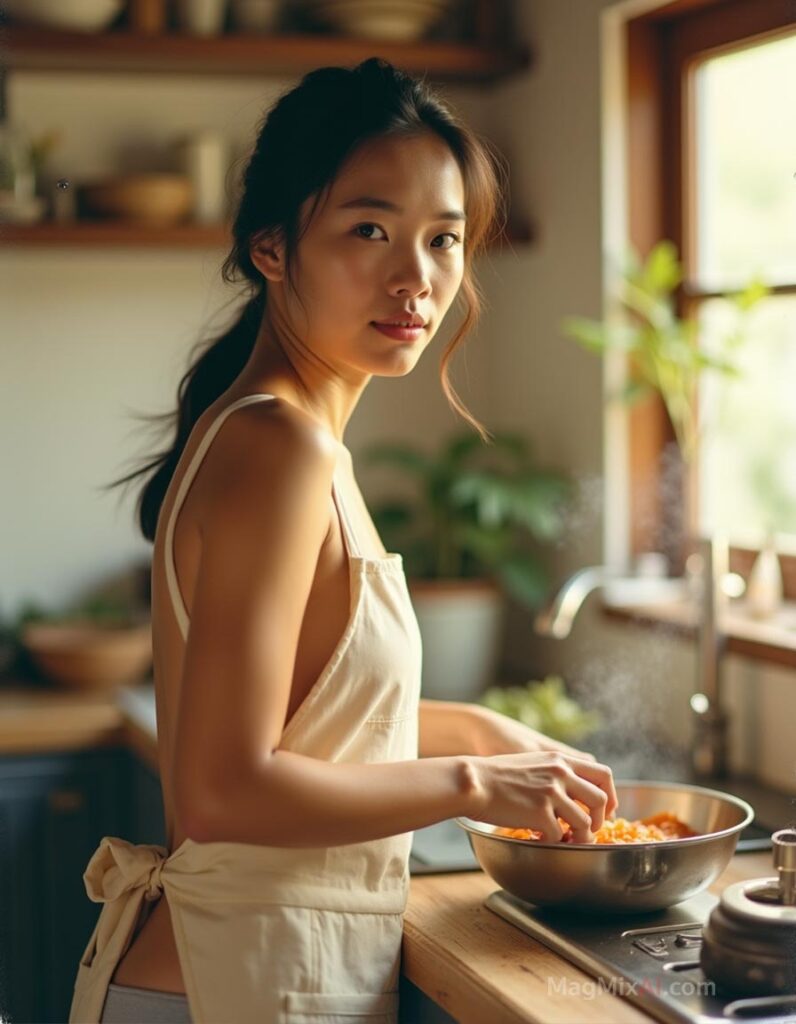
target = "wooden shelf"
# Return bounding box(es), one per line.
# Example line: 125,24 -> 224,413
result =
1,25 -> 533,250
1,26 -> 530,83
602,598 -> 796,672
0,219 -> 231,247
0,218 -> 533,250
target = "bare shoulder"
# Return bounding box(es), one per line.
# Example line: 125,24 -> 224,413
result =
197,396 -> 339,523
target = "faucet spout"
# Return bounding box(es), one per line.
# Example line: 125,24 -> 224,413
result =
534,566 -> 619,639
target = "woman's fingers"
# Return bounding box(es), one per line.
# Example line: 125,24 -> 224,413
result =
561,755 -> 618,817
564,775 -> 610,834
554,794 -> 595,844
535,808 -> 565,843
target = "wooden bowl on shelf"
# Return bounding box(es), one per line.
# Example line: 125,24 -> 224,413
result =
21,620 -> 153,692
79,174 -> 194,226
1,0 -> 124,32
306,0 -> 452,41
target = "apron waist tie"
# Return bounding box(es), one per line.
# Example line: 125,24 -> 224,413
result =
84,835 -> 169,903
69,838 -> 175,1024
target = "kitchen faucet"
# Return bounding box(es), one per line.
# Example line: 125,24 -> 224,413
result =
534,536 -> 733,778
689,536 -> 730,778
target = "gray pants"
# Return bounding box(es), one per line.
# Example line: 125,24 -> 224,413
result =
100,982 -> 193,1023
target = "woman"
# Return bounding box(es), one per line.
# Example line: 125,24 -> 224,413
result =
71,58 -> 617,1024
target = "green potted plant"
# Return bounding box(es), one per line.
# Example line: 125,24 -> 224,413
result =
560,239 -> 767,465
361,431 -> 571,701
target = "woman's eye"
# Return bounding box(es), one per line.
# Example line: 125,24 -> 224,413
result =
354,224 -> 462,250
431,233 -> 462,250
354,223 -> 386,240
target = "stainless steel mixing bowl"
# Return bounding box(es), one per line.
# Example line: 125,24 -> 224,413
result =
456,780 -> 754,913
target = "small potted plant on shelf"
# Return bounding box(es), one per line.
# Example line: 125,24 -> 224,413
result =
361,430 -> 571,702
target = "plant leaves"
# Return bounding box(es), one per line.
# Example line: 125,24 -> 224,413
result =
449,472 -> 512,526
451,522 -> 513,565
359,443 -> 433,477
493,553 -> 550,609
479,677 -> 601,742
610,379 -> 652,405
442,433 -> 489,466
480,431 -> 532,465
730,277 -> 770,312
559,316 -> 614,352
640,239 -> 683,296
370,501 -> 415,533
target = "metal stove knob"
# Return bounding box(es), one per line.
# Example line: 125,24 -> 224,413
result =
772,828 -> 796,906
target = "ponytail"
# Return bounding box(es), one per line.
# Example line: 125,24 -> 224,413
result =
104,289 -> 264,541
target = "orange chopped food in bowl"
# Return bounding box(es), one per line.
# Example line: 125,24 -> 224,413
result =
495,807 -> 697,844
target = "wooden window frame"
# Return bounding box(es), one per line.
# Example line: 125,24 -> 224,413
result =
624,0 -> 796,598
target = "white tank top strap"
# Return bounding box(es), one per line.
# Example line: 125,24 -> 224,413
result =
163,393 -> 279,638
330,473 -> 361,560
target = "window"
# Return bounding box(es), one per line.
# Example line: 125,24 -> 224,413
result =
694,33 -> 796,544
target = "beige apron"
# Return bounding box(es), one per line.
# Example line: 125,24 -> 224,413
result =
69,394 -> 422,1024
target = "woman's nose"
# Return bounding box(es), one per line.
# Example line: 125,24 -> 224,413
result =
387,252 -> 432,298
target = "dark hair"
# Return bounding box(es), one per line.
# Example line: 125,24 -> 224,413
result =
106,58 -> 506,542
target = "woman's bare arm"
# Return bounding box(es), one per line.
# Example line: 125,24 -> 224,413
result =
186,749 -> 480,847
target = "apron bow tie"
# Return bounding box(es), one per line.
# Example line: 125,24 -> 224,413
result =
83,836 -> 169,904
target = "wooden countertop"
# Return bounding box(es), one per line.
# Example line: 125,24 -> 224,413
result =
0,681 -> 128,752
0,679 -> 159,771
0,681 -> 785,1023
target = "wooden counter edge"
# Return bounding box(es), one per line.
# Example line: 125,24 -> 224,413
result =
0,683 -> 158,765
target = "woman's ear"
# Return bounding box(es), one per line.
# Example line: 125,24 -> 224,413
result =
250,231 -> 286,283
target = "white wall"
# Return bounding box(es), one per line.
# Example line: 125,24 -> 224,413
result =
3,4 -> 793,793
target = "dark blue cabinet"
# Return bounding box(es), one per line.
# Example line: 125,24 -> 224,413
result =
128,755 -> 167,849
0,748 -> 134,1024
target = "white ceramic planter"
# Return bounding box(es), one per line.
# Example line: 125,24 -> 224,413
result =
409,579 -> 504,703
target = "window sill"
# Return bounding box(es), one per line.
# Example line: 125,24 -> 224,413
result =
601,596 -> 796,671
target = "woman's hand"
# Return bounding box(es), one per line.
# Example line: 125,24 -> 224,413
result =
465,750 -> 618,843
466,704 -> 597,762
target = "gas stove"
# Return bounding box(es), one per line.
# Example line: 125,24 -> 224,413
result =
486,888 -> 796,1024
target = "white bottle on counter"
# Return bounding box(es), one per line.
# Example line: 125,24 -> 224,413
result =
746,534 -> 783,619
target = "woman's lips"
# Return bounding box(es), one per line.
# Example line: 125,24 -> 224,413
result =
370,322 -> 425,342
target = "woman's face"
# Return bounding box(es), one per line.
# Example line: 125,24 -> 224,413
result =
273,131 -> 466,379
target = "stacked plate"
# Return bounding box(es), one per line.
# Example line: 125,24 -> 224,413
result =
304,0 -> 453,42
